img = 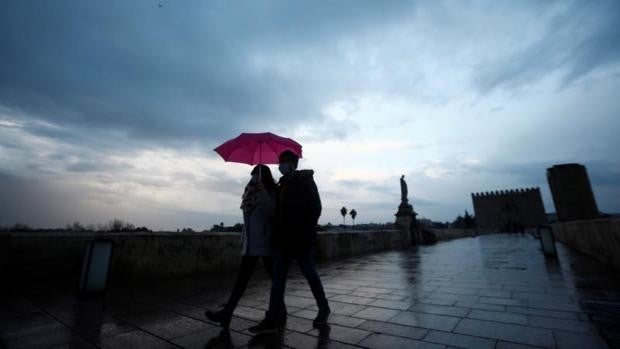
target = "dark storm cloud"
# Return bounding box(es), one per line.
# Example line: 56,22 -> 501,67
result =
0,172 -> 77,227
463,160 -> 620,189
475,0 -> 620,93
0,0 -> 416,149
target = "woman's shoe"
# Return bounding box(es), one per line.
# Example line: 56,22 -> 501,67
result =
205,308 -> 233,329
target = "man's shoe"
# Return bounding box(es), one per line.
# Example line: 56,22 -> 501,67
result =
205,308 -> 233,329
313,307 -> 331,327
249,318 -> 279,334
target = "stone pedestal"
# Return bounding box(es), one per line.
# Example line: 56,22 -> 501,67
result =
395,203 -> 414,228
395,202 -> 417,244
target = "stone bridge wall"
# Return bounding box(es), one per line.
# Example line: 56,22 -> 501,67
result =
552,218 -> 620,271
0,229 -> 410,280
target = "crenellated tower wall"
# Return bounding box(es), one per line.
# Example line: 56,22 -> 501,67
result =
471,187 -> 547,230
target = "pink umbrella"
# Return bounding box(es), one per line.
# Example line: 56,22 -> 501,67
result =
214,132 -> 302,165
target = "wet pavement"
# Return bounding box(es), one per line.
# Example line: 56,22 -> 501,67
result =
2,233 -> 620,348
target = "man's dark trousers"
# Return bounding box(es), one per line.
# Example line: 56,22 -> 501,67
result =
267,244 -> 328,321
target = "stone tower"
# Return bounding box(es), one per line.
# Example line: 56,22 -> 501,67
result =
546,163 -> 599,221
472,188 -> 547,231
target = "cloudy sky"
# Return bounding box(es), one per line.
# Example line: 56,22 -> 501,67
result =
1,0 -> 619,230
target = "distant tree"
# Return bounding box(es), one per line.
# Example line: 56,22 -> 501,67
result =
66,221 -> 85,232
10,223 -> 31,231
463,210 -> 475,229
109,219 -> 124,232
101,219 -> 137,232
451,215 -> 465,228
210,222 -> 243,233
340,207 -> 348,225
350,209 -> 357,225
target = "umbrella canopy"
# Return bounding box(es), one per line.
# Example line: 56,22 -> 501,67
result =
214,132 -> 302,165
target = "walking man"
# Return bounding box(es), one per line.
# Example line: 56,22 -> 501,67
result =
249,150 -> 330,333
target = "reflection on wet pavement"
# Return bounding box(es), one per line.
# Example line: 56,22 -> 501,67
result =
1,234 -> 619,348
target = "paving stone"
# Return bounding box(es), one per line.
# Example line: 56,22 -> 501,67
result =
528,316 -> 597,334
232,305 -> 265,321
389,311 -> 460,331
101,330 -> 177,349
288,289 -> 315,298
351,307 -> 401,321
308,324 -> 371,344
391,287 -> 416,297
356,287 -> 393,294
419,298 -> 457,306
468,309 -> 528,325
478,297 -> 528,307
368,299 -> 413,310
169,326 -> 222,348
283,315 -> 315,333
437,287 -> 479,296
528,300 -> 582,312
119,312 -> 211,340
454,318 -> 555,348
512,292 -> 574,303
329,294 -> 375,305
328,314 -> 367,328
423,330 -> 496,349
455,301 -> 505,312
375,293 -> 409,301
77,318 -> 137,344
322,287 -> 352,295
477,289 -> 512,298
327,301 -> 368,316
552,330 -> 608,349
505,306 -> 581,320
359,333 -> 445,349
5,328 -> 93,349
351,291 -> 383,299
324,283 -> 358,291
358,320 -> 428,339
426,293 -> 478,303
0,299 -> 39,321
408,303 -> 470,317
293,307 -> 362,328
496,340 -> 549,349
228,316 -> 257,332
284,295 -> 317,308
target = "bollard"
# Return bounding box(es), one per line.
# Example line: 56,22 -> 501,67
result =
537,225 -> 557,257
79,239 -> 114,297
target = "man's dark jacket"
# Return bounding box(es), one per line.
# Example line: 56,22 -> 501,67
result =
273,169 -> 322,250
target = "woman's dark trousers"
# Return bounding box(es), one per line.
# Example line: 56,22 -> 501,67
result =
267,246 -> 329,321
224,256 -> 273,312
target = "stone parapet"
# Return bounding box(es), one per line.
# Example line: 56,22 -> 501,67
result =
0,229 -> 411,280
431,228 -> 496,241
315,229 -> 410,259
552,218 -> 620,271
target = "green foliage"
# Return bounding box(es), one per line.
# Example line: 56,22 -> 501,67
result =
350,209 -> 357,224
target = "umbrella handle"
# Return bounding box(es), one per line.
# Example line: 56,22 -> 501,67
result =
259,142 -> 263,181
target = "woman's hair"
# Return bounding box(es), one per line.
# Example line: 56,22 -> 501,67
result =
250,164 -> 277,192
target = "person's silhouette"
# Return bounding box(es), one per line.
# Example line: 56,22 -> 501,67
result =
250,150 -> 330,334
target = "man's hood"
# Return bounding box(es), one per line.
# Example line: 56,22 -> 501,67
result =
280,169 -> 314,183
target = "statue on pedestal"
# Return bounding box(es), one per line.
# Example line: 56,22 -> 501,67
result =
400,175 -> 408,205
395,175 -> 418,244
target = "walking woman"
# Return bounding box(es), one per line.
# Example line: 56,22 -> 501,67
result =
205,165 -> 278,328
